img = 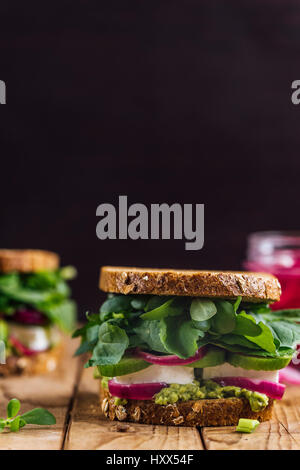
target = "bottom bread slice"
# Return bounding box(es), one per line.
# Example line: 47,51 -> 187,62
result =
0,342 -> 63,376
100,385 -> 274,427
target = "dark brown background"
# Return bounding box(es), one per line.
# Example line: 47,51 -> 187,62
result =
1,0 -> 300,317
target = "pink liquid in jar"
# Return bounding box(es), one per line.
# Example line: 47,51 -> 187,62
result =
244,231 -> 300,310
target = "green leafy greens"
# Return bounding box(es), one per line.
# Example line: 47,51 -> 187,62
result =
74,293 -> 300,367
0,268 -> 77,333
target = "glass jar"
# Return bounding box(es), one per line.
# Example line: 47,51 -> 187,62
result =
244,231 -> 300,310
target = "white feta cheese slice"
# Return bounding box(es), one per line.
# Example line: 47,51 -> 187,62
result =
9,323 -> 51,351
202,363 -> 279,383
116,364 -> 195,385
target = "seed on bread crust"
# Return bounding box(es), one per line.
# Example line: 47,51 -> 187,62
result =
132,407 -> 141,422
115,406 -> 127,421
101,398 -> 109,416
173,416 -> 185,425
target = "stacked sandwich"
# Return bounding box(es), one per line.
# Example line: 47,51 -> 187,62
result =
0,250 -> 76,375
75,266 -> 300,426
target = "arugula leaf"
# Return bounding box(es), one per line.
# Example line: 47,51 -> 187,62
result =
190,299 -> 217,321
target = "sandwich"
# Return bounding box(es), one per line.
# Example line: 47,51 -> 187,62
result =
75,266 -> 300,427
0,249 -> 76,375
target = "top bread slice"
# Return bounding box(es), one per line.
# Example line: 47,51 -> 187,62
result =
99,266 -> 281,303
0,249 -> 60,273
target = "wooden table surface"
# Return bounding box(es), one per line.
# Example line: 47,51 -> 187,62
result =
1,337 -> 300,450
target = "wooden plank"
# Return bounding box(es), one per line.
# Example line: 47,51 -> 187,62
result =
273,385 -> 300,434
202,385 -> 300,450
65,366 -> 203,450
0,336 -> 80,450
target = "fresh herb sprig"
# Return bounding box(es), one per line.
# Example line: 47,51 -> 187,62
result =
0,398 -> 56,433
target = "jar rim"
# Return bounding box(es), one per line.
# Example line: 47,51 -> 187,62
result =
249,231 -> 300,243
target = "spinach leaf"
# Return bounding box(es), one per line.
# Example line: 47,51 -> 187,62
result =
259,309 -> 300,322
241,303 -> 271,314
210,300 -> 236,334
268,321 -> 300,349
145,296 -> 170,312
130,296 -> 150,310
133,320 -> 167,353
216,334 -> 262,349
141,297 -> 185,321
245,320 -> 276,353
86,322 -> 129,366
160,316 -> 201,358
100,295 -> 133,317
190,299 -> 217,321
232,311 -> 262,336
192,319 -> 211,332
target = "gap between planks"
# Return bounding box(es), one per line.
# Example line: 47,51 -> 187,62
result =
64,366 -> 203,450
65,365 -> 300,451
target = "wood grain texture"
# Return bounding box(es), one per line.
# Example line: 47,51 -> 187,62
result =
1,344 -> 300,450
201,386 -> 300,450
65,367 -> 203,450
0,336 -> 80,450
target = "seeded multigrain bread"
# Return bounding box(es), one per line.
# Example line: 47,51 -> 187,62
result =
100,386 -> 274,427
0,342 -> 63,377
0,249 -> 59,273
99,266 -> 281,303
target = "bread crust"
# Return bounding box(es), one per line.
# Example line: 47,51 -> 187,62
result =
100,383 -> 274,427
0,342 -> 63,376
100,386 -> 274,427
0,250 -> 59,273
99,266 -> 281,303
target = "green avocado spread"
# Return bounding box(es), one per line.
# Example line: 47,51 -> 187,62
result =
154,380 -> 269,412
